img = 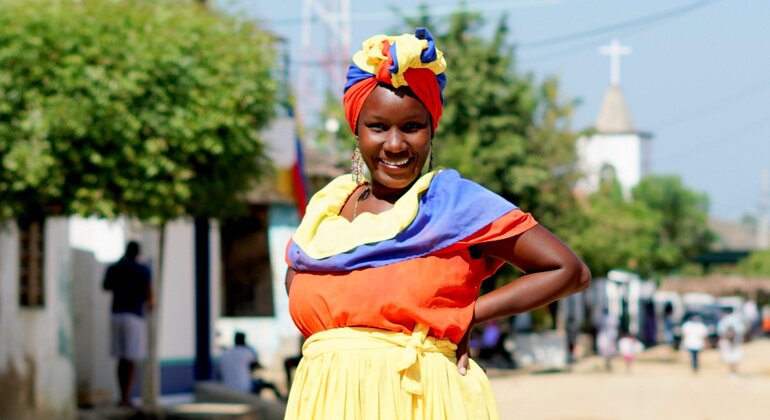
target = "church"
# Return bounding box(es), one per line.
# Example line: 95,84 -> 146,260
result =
576,38 -> 652,197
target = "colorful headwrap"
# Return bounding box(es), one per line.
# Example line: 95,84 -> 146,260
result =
343,27 -> 447,134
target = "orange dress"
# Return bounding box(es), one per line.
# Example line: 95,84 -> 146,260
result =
284,170 -> 537,419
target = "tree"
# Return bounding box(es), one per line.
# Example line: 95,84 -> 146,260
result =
738,250 -> 770,277
632,175 -> 713,274
0,0 -> 276,222
0,0 -> 278,407
568,175 -> 713,278
568,179 -> 660,278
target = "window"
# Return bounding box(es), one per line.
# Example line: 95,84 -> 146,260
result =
221,205 -> 274,317
19,218 -> 45,307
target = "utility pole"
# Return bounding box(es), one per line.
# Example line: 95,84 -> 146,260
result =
298,0 -> 351,132
758,169 -> 769,249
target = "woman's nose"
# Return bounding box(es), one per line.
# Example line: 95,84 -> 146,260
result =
382,129 -> 408,152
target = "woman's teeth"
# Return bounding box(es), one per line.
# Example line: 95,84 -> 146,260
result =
381,158 -> 410,166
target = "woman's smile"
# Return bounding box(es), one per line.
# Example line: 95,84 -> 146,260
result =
356,83 -> 432,198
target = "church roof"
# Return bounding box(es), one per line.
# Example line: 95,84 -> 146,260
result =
595,85 -> 635,134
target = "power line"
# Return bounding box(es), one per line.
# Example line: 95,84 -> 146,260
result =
656,113 -> 770,165
651,75 -> 770,129
518,0 -> 722,51
258,0 -> 561,26
518,21 -> 656,64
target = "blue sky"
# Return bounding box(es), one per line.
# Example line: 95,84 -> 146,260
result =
217,0 -> 770,222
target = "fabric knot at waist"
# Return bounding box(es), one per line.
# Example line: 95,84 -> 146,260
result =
302,324 -> 457,395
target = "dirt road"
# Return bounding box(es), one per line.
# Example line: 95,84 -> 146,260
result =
490,338 -> 770,420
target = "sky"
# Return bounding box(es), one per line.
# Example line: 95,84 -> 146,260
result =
216,0 -> 770,223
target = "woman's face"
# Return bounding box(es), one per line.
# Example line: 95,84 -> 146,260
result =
356,84 -> 432,194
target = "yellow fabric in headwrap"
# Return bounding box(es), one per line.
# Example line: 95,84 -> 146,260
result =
284,325 -> 500,420
352,33 -> 446,88
291,171 -> 436,260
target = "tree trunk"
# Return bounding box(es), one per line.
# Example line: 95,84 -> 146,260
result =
142,223 -> 165,410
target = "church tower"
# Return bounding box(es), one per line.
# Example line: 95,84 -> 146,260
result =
576,38 -> 652,196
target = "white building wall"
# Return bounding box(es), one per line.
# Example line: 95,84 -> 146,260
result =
0,218 -> 76,419
157,220 -> 196,361
72,248 -> 115,401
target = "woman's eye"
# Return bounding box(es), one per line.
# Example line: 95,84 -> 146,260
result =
367,123 -> 386,132
403,122 -> 425,132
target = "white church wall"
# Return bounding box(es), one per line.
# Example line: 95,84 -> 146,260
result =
577,133 -> 643,195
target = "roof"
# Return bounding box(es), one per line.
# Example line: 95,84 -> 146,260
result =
595,85 -> 635,134
708,217 -> 759,251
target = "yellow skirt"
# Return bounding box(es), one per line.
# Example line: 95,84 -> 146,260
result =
284,324 -> 499,420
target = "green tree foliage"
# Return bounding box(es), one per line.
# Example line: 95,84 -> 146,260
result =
0,0 -> 277,222
569,175 -> 713,278
632,175 -> 713,274
738,250 -> 770,277
568,180 -> 660,277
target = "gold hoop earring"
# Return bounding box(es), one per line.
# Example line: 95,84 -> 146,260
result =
351,147 -> 365,184
428,139 -> 434,172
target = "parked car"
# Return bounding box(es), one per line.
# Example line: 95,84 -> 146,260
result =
672,305 -> 721,349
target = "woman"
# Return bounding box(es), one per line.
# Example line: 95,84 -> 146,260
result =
284,28 -> 590,419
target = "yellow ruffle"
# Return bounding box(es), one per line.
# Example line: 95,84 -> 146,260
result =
292,171 -> 436,260
352,33 -> 446,88
284,325 -> 500,420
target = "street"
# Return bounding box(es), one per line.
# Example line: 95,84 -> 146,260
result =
491,338 -> 770,419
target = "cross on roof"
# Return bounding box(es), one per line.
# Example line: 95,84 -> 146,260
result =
600,38 -> 632,86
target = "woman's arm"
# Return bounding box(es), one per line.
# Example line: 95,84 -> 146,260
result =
455,224 -> 590,374
473,224 -> 591,323
285,267 -> 297,295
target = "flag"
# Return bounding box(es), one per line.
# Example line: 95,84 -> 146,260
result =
291,136 -> 308,218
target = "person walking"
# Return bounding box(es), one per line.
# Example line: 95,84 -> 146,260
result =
596,310 -> 618,372
717,307 -> 744,377
681,315 -> 708,374
283,27 -> 591,419
617,333 -> 642,373
103,241 -> 152,407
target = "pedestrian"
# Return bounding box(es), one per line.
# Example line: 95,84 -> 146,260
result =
219,332 -> 283,399
681,315 -> 708,374
718,327 -> 742,378
762,305 -> 770,337
596,309 -> 618,372
103,241 -> 152,407
617,333 -> 642,373
283,27 -> 591,419
717,307 -> 744,377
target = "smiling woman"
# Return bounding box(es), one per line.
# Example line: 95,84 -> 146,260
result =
283,28 -> 591,420
349,84 -> 432,213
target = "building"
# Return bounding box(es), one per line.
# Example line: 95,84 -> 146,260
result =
0,112 -> 345,417
576,38 -> 652,197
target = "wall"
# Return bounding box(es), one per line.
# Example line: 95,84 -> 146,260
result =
215,204 -> 301,390
577,133 -> 647,195
0,219 -> 76,419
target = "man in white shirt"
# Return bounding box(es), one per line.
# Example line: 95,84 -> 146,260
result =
681,315 -> 709,373
219,332 -> 283,399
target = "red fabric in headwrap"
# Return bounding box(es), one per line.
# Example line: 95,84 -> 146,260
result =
343,78 -> 378,134
342,69 -> 443,135
404,68 -> 443,132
